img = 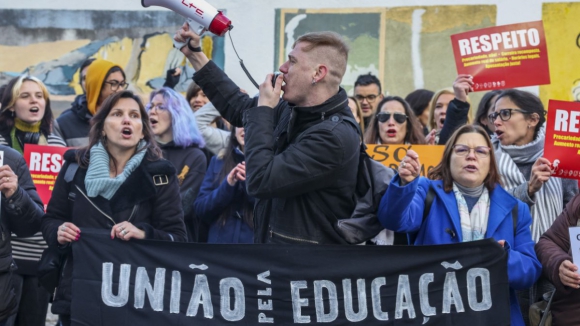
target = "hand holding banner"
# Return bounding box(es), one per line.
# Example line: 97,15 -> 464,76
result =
450,21 -> 550,91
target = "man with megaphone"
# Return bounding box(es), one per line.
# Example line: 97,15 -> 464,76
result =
175,23 -> 360,245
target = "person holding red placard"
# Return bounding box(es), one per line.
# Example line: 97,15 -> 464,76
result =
491,89 -> 578,324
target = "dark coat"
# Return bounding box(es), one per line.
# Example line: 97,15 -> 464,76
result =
535,194 -> 580,326
0,145 -> 44,321
53,95 -> 92,147
41,150 -> 186,315
194,149 -> 254,244
159,141 -> 207,241
194,61 -> 360,244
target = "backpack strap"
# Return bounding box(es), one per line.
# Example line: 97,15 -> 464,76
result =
64,162 -> 79,183
423,186 -> 436,224
406,186 -> 436,245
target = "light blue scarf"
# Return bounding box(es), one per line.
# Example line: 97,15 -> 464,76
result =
85,141 -> 147,199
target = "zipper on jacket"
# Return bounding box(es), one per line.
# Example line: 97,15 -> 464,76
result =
270,230 -> 319,244
127,204 -> 139,223
75,185 -> 116,225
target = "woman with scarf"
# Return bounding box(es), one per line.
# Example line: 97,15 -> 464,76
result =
41,90 -> 186,326
147,87 -> 207,241
194,127 -> 254,243
0,75 -> 65,326
379,124 -> 541,326
491,89 -> 578,323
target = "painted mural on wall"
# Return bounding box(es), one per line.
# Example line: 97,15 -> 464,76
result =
275,6 -> 496,100
0,9 -> 225,97
540,3 -> 580,105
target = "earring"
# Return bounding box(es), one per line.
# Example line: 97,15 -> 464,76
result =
527,125 -> 531,129
10,111 -> 14,118
311,79 -> 317,85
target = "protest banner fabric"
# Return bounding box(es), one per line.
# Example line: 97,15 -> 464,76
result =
450,21 -> 550,92
71,230 -> 510,325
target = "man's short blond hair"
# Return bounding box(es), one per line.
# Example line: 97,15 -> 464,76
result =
293,31 -> 349,86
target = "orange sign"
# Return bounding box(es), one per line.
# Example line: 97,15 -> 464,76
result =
366,144 -> 445,177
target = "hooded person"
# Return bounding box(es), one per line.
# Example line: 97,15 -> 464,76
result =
53,59 -> 127,147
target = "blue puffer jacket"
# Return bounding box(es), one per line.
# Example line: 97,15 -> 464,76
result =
194,149 -> 254,243
379,175 -> 542,326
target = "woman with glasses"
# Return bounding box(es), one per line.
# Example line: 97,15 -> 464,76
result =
54,59 -> 128,147
147,87 -> 207,242
379,124 -> 541,326
0,75 -> 65,326
491,89 -> 578,323
363,96 -> 425,145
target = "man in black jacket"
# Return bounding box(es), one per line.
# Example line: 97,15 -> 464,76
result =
0,145 -> 44,324
175,25 -> 359,244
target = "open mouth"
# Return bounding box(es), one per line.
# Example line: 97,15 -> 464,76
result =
439,117 -> 445,126
122,128 -> 133,136
149,118 -> 158,127
30,107 -> 40,113
495,130 -> 504,138
464,164 -> 478,172
386,128 -> 397,137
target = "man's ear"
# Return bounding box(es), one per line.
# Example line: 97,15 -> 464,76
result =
312,64 -> 328,84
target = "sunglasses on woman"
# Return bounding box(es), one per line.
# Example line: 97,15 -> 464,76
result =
376,112 -> 407,124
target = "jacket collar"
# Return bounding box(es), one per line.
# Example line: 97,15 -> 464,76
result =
431,180 -> 518,241
287,87 -> 349,137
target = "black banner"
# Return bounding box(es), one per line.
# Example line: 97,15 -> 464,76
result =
71,230 -> 510,325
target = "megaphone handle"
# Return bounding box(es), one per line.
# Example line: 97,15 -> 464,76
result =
173,18 -> 206,50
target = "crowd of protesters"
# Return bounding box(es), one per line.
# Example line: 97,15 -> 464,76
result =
0,22 -> 578,326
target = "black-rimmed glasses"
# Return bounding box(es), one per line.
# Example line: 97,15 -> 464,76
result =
355,94 -> 381,102
376,112 -> 407,124
488,108 -> 529,124
104,80 -> 129,91
452,144 -> 491,158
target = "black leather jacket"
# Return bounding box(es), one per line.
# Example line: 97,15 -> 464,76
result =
194,61 -> 359,244
0,145 -> 44,320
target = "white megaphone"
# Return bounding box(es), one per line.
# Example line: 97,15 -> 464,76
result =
141,0 -> 233,49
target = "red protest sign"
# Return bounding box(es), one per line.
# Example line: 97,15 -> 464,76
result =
23,144 -> 71,209
450,21 -> 550,92
544,100 -> 580,180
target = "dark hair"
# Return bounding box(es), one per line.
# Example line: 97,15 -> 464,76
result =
354,73 -> 382,94
364,96 -> 425,145
495,89 -> 546,140
404,89 -> 434,120
103,66 -> 126,87
80,58 -> 96,74
186,81 -> 202,106
428,124 -> 501,192
216,127 -> 253,229
0,75 -> 54,136
474,90 -> 501,135
76,90 -> 162,171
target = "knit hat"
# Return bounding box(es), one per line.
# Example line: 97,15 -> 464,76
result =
85,59 -> 121,116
